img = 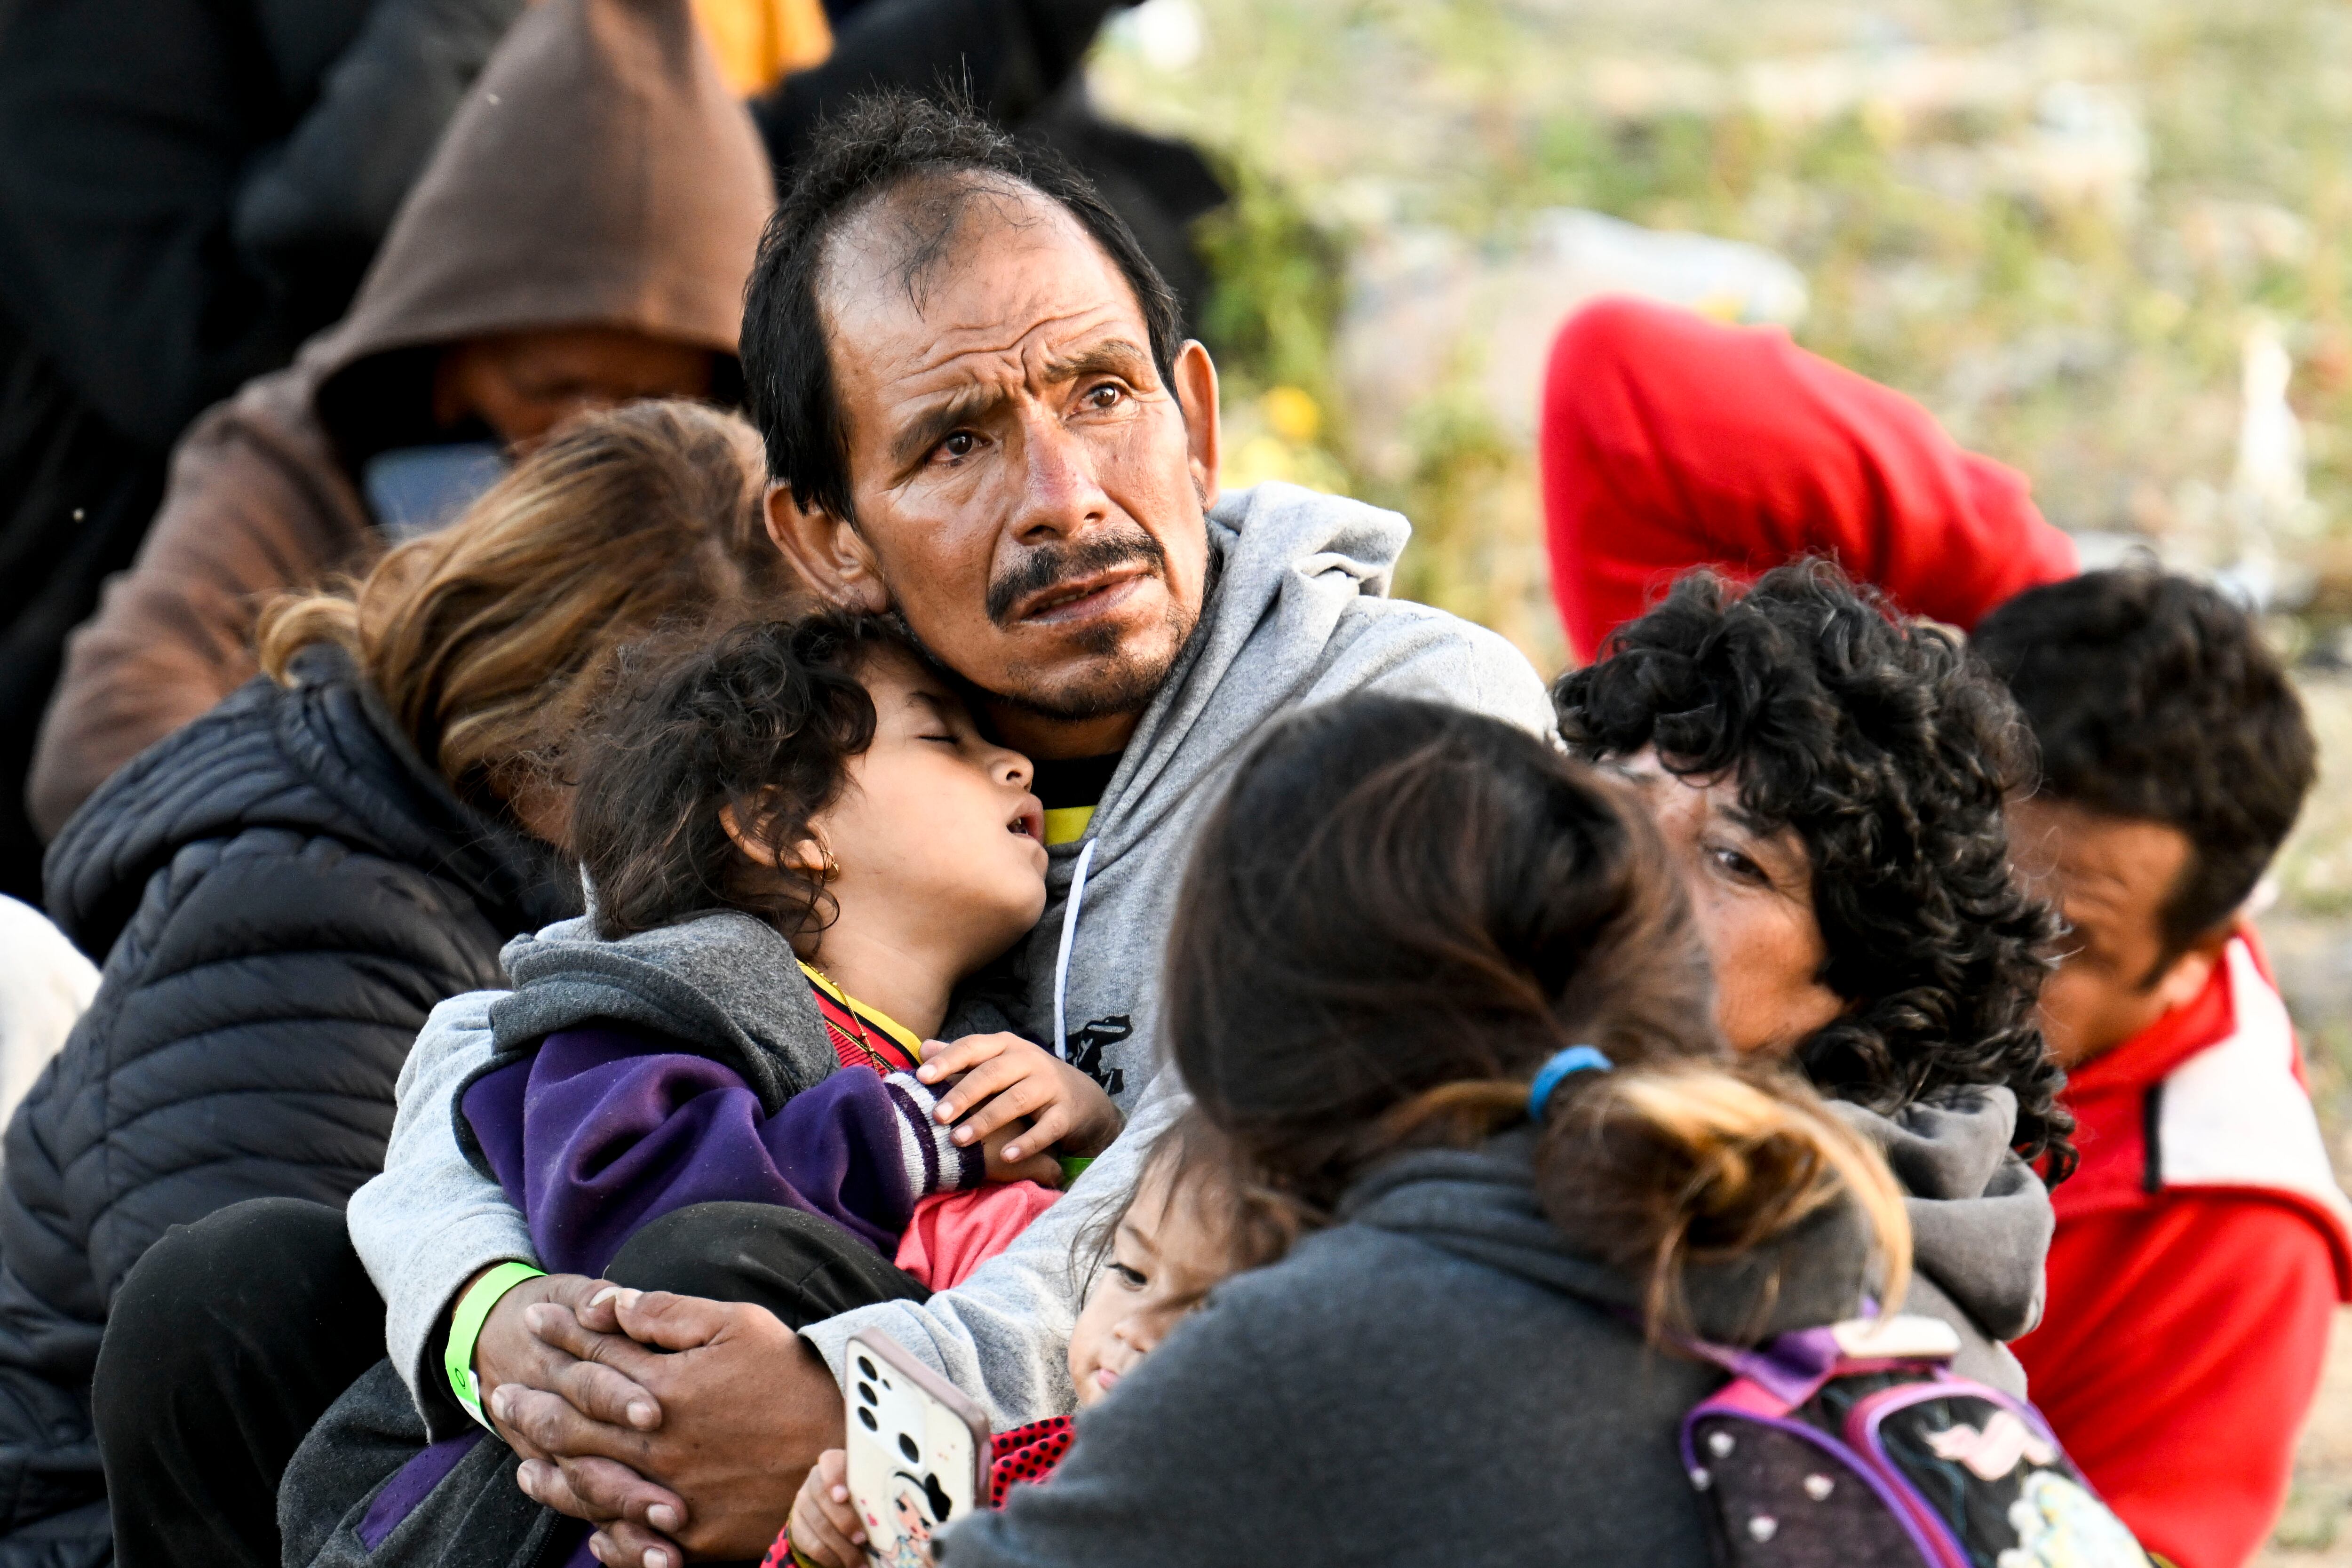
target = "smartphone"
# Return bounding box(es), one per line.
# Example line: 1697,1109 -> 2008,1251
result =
843,1332 -> 991,1567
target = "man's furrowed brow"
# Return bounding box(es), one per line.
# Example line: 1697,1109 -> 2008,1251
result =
1043,339 -> 1156,387
891,386 -> 1006,470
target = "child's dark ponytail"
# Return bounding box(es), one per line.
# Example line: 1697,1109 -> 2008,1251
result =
1163,694 -> 1909,1334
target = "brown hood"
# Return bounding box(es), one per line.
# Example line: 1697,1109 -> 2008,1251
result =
309,0 -> 772,463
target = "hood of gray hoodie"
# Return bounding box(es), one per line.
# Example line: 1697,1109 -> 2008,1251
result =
995,481 -> 1555,1105
1830,1084 -> 2052,1346
484,908 -> 837,1114
1337,1128 -> 1876,1345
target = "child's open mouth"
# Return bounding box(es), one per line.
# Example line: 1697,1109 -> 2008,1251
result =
1010,800 -> 1044,842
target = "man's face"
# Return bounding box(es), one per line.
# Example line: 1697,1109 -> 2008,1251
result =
2008,796 -> 2218,1067
771,182 -> 1219,755
433,325 -> 717,447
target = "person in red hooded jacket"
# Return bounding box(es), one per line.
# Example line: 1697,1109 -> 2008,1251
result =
1975,571 -> 2351,1568
1538,295 -> 2076,661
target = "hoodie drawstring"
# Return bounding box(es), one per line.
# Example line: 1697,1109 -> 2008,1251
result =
1051,838 -> 1097,1061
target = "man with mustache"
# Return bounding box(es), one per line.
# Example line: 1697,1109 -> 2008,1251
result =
94,92 -> 1553,1568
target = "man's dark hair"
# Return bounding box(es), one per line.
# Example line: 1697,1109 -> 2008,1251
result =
1554,560 -> 2073,1177
572,611 -> 927,939
740,90 -> 1184,522
1971,568 -> 2317,966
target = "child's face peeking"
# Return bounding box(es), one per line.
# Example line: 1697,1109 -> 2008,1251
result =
806,647 -> 1049,987
1065,1163 -> 1229,1407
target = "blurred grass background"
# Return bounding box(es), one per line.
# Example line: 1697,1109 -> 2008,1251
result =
1094,0 -> 2352,659
1085,1 -> 2352,1556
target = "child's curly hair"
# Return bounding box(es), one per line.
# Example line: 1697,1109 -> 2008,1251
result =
572,611 -> 930,939
1554,561 -> 2072,1177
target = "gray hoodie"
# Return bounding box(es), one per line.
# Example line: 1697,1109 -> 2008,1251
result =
490,909 -> 839,1105
347,481 -> 1557,1423
1832,1085 -> 2052,1396
936,1130 -> 1877,1568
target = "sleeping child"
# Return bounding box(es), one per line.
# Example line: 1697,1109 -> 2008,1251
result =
294,607 -> 1122,1568
459,609 -> 1125,1289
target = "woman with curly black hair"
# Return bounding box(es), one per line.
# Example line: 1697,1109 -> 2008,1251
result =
1554,558 -> 2066,1393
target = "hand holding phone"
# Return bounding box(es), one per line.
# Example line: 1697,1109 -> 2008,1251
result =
841,1333 -> 990,1567
785,1449 -> 864,1568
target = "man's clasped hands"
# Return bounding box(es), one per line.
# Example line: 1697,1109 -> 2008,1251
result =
476,1026 -> 1120,1567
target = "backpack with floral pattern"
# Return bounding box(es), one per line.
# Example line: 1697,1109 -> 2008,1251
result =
1682,1315 -> 2152,1568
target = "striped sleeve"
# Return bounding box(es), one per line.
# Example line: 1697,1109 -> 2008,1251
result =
883,1071 -> 985,1196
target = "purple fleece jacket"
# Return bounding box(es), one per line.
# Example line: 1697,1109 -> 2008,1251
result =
358,1027 -> 976,1555
459,1024 -> 977,1276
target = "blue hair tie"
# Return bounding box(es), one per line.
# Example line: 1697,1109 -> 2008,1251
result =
1527,1045 -> 1613,1121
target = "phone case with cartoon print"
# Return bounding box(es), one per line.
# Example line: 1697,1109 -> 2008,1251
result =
842,1332 -> 991,1567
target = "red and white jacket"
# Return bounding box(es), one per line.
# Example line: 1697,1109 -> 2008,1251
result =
2015,933 -> 2352,1568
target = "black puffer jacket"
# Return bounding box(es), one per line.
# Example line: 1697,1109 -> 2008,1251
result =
0,644 -> 576,1566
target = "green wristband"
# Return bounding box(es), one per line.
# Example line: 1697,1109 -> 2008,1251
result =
1058,1155 -> 1096,1185
445,1261 -> 546,1431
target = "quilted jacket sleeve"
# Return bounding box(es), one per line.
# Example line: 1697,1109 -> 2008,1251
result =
0,825 -> 510,1327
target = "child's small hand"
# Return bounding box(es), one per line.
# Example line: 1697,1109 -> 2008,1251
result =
918,1032 -> 1124,1164
978,1119 -> 1063,1187
786,1449 -> 865,1568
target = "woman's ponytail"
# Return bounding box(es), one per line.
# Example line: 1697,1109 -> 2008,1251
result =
1534,1059 -> 1911,1336
1165,695 -> 1913,1338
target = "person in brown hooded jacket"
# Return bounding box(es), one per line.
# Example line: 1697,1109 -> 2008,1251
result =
25,0 -> 773,845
